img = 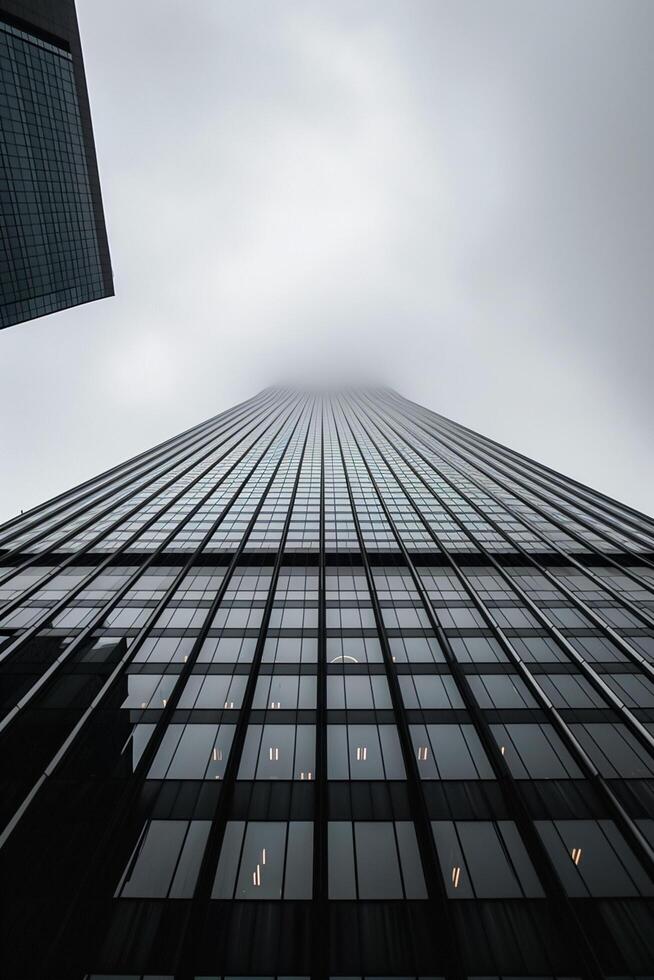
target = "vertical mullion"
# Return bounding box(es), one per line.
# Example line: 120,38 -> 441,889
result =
330,395 -> 465,980
37,390 -> 310,972
174,397 -> 315,980
352,394 -> 654,876
312,395 -> 329,980
339,395 -> 605,980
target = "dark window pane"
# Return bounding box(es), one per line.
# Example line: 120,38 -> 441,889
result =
490,724 -> 582,779
328,822 -> 356,899
570,723 -> 654,778
395,821 -> 428,899
537,820 -> 654,897
119,820 -> 209,899
284,822 -> 313,898
354,822 -> 403,899
411,724 -> 494,779
212,821 -> 246,899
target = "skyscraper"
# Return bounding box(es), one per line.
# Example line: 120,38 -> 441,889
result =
0,0 -> 113,330
2,387 -> 654,978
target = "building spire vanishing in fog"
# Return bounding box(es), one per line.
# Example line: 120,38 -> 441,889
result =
2,387 -> 654,977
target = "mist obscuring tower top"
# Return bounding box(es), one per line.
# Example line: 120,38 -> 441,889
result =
2,387 -> 654,978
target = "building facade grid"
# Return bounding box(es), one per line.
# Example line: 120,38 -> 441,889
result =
1,388 -> 654,979
0,1 -> 113,329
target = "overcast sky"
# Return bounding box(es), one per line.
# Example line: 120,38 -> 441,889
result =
1,0 -> 653,523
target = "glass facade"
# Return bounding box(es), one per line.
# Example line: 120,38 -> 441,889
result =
1,387 -> 654,978
0,2 -> 113,330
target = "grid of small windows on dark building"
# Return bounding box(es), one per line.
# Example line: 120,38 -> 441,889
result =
0,1 -> 113,329
2,387 -> 654,979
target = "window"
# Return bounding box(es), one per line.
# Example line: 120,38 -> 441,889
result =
449,636 -> 506,663
536,820 -> 654,897
490,724 -> 582,779
438,607 -> 487,629
431,821 -> 544,899
382,607 -> 431,629
388,636 -> 445,663
77,637 -> 126,664
603,673 -> 654,709
177,674 -> 247,710
198,636 -> 257,664
51,607 -> 100,629
418,568 -> 468,601
262,636 -> 317,664
104,607 -> 150,629
133,636 -> 195,664
490,607 -> 540,629
154,607 -> 208,630
399,673 -> 464,709
212,821 -> 313,899
410,723 -> 493,779
124,722 -> 156,771
327,607 -> 376,629
270,607 -> 319,629
468,674 -> 538,709
568,636 -> 628,664
148,723 -> 234,779
569,723 -> 654,778
117,820 -> 210,898
239,724 -> 316,779
511,636 -> 567,663
211,606 -> 264,629
537,673 -> 606,709
327,674 -> 392,709
595,606 -> 641,628
253,673 -> 317,709
327,636 -> 383,664
540,606 -> 592,629
121,674 -> 176,710
328,821 -> 427,899
328,724 -> 405,779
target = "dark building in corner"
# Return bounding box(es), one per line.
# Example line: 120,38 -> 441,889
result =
2,387 -> 654,978
0,0 -> 113,330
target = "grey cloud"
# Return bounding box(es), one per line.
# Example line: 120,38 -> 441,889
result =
1,0 -> 653,519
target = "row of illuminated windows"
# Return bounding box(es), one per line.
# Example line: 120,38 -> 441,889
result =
125,672 -> 394,712
144,722 -> 397,781
134,720 -> 654,783
117,816 -> 654,901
